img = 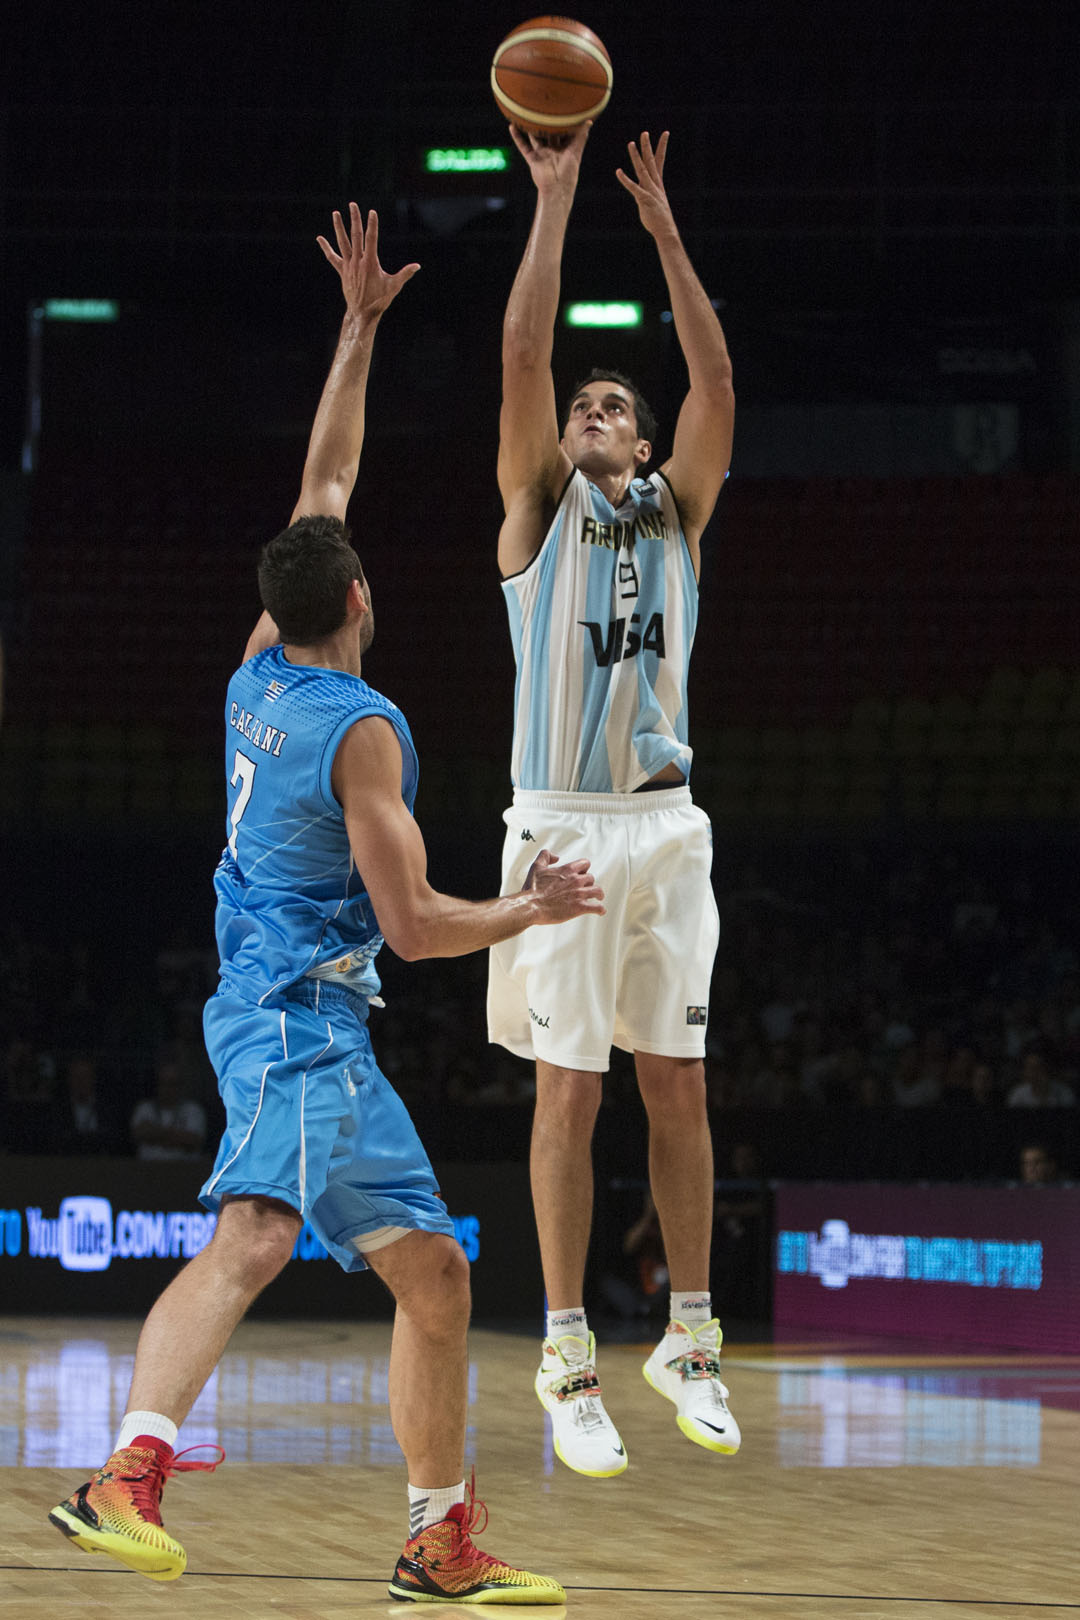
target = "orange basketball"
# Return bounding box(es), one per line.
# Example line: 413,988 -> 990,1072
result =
491,16 -> 612,136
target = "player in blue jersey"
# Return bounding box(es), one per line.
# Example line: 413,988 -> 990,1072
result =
488,123 -> 740,1476
50,205 -> 601,1605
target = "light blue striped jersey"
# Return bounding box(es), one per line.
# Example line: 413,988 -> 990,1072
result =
502,468 -> 698,792
212,645 -> 417,1005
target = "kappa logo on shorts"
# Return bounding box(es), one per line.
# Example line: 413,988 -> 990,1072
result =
520,827 -> 535,842
686,1006 -> 708,1025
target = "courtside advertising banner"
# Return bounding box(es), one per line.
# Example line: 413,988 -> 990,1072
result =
774,1182 -> 1080,1351
0,1158 -> 525,1317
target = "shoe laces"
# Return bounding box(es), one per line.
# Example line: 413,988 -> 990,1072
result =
573,1380 -> 613,1434
541,1333 -> 613,1437
668,1320 -> 728,1395
121,1443 -> 225,1525
442,1471 -> 491,1568
549,1364 -> 609,1433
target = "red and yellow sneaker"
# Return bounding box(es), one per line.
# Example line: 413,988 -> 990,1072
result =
48,1436 -> 224,1582
388,1476 -> 565,1605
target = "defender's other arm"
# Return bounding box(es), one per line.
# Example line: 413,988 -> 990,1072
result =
334,716 -> 605,960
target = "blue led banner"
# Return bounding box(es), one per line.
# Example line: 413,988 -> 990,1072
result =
774,1183 -> 1080,1352
0,1160 -> 518,1318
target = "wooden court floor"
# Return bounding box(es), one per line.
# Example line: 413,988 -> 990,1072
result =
1,1315 -> 1078,1618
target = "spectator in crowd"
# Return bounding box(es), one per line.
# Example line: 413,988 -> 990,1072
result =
727,1140 -> 764,1181
1006,1047 -> 1077,1108
704,1057 -> 738,1112
1059,971 -> 1080,1043
882,1000 -> 917,1054
3,1037 -> 57,1153
759,976 -> 799,1043
831,1042 -> 875,1105
623,1190 -> 669,1311
791,1013 -> 835,1104
129,1052 -> 208,1160
712,1142 -> 768,1318
1018,1142 -> 1059,1185
58,1053 -> 121,1155
854,1070 -> 887,1108
891,1043 -> 941,1107
1003,998 -> 1040,1061
598,1189 -> 669,1324
968,996 -> 1005,1070
743,1041 -> 801,1108
942,1045 -> 978,1105
969,1062 -> 1000,1106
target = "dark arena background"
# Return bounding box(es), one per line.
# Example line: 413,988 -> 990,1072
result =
1,4 -> 1079,1616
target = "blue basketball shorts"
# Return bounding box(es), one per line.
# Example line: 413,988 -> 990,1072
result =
200,978 -> 454,1272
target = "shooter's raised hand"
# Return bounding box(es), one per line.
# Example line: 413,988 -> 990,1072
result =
508,119 -> 592,204
616,131 -> 677,241
317,203 -> 420,323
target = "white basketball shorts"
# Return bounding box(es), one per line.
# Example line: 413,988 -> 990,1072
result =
486,787 -> 720,1072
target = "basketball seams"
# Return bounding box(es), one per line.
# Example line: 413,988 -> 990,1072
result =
498,62 -> 609,90
491,75 -> 612,129
492,26 -> 612,76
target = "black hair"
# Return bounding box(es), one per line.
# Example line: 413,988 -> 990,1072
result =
564,367 -> 658,447
257,515 -> 363,644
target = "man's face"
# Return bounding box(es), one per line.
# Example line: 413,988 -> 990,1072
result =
561,381 -> 649,479
1020,1146 -> 1054,1184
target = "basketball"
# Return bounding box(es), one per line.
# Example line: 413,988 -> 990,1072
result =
491,16 -> 612,137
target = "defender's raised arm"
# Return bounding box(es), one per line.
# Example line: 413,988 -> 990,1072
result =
293,205 -> 419,524
245,206 -> 419,659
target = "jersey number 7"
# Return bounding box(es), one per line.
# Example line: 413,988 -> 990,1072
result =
227,750 -> 257,858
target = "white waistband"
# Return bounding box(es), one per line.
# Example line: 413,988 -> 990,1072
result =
511,786 -> 693,815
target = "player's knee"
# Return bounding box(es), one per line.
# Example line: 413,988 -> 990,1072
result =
215,1196 -> 300,1286
411,1234 -> 471,1336
433,1235 -> 472,1317
639,1059 -> 706,1121
535,1067 -> 603,1132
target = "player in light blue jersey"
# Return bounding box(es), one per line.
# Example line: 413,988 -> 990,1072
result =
488,122 -> 740,1476
50,204 -> 601,1605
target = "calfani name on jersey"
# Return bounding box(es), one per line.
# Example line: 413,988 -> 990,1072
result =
579,509 -> 667,551
229,703 -> 289,756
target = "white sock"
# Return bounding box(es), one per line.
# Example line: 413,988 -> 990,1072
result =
545,1306 -> 588,1344
408,1480 -> 465,1536
116,1410 -> 178,1451
669,1292 -> 713,1333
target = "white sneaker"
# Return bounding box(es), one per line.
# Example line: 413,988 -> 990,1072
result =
535,1332 -> 628,1477
643,1318 -> 741,1454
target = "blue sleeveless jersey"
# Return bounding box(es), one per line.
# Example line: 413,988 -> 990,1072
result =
501,469 -> 698,792
212,645 -> 418,1005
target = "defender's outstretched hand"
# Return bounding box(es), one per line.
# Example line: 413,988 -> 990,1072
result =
616,131 -> 676,240
523,849 -> 605,922
317,203 -> 420,321
508,119 -> 592,202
